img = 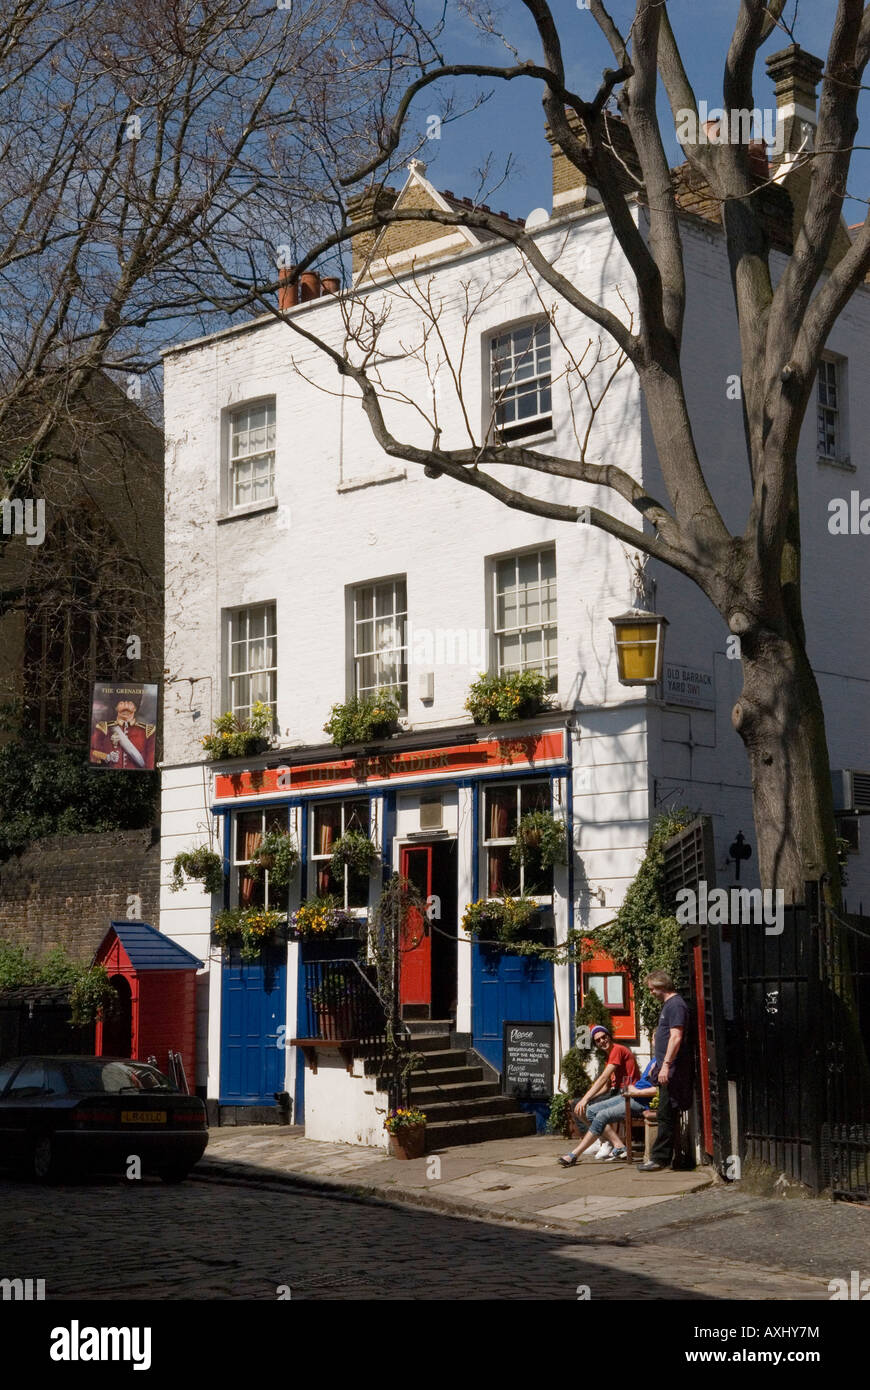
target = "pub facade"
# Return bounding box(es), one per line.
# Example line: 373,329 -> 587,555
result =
158,138 -> 870,1137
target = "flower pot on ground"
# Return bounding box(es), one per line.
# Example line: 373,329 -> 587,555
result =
464,670 -> 551,725
384,1108 -> 427,1159
323,688 -> 401,747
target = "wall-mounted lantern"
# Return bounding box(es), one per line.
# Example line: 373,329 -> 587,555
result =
609,609 -> 669,685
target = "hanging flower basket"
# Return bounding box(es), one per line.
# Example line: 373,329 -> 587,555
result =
510,810 -> 567,869
248,829 -> 300,887
329,830 -> 380,877
170,846 -> 225,895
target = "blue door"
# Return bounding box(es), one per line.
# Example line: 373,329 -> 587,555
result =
471,943 -> 554,1072
220,948 -> 286,1105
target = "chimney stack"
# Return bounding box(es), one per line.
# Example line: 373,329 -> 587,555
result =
547,109 -> 641,217
765,45 -> 824,167
346,185 -> 398,276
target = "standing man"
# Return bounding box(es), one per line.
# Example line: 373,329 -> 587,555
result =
638,970 -> 693,1172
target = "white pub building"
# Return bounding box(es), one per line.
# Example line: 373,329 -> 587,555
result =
159,46 -> 870,1153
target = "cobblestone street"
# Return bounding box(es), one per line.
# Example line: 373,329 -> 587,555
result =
0,1173 -> 838,1301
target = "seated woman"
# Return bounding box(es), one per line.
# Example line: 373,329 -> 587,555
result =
558,1033 -> 657,1166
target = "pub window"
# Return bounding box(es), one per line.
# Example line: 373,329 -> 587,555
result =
583,972 -> 628,1013
233,807 -> 288,909
482,780 -> 553,898
310,798 -> 371,909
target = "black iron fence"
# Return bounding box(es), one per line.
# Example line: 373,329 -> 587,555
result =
733,884 -> 870,1200
300,958 -> 413,1107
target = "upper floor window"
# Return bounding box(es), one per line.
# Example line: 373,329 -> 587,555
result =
228,602 -> 277,728
233,807 -> 287,908
483,780 -> 553,898
310,798 -> 371,908
493,547 -> 557,689
490,322 -> 552,442
352,578 -> 407,710
230,401 -> 276,509
818,358 -> 848,463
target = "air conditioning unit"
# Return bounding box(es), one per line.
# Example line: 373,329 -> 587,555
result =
831,769 -> 870,813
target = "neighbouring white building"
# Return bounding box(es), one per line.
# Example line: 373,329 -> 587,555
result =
158,45 -> 870,1159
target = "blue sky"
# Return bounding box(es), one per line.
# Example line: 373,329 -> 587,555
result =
411,1 -> 868,225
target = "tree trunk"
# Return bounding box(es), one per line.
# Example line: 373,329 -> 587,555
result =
731,629 -> 841,901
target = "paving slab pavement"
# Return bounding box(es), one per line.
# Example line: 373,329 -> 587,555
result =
196,1124 -> 713,1232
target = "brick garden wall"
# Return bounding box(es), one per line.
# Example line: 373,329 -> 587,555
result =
0,829 -> 161,963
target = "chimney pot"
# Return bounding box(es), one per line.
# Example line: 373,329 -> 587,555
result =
299,270 -> 321,301
321,276 -> 341,295
278,265 -> 298,311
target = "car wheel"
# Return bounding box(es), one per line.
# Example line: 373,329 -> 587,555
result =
31,1135 -> 59,1182
158,1166 -> 193,1184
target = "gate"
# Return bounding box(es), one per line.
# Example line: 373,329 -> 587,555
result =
818,896 -> 870,1201
734,885 -> 870,1199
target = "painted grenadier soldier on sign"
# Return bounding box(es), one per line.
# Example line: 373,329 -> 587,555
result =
90,696 -> 156,770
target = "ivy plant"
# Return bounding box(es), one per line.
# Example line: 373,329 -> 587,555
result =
592,809 -> 693,1035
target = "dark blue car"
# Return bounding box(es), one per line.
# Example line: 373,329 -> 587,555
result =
0,1056 -> 208,1182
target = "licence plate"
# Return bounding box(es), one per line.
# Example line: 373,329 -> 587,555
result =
121,1111 -> 167,1124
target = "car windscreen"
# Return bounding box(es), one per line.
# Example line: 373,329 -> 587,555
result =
64,1061 -> 177,1094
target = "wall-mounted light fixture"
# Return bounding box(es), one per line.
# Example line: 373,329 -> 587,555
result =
609,609 -> 668,685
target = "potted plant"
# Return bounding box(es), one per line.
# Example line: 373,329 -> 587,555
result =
213,906 -> 285,961
464,670 -> 551,725
329,829 -> 380,878
248,828 -> 300,887
460,893 -> 540,946
323,688 -> 401,747
308,969 -> 355,1039
384,1107 -> 427,1159
201,700 -> 273,760
170,846 -> 225,895
510,810 -> 567,869
289,895 -> 358,939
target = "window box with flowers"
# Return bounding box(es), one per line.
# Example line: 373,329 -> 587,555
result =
461,893 -> 543,949
464,670 -> 551,725
289,895 -> 359,941
212,906 -> 285,961
201,700 -> 273,761
323,689 -> 401,748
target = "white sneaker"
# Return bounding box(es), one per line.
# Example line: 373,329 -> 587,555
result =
586,1139 -> 602,1158
594,1141 -> 614,1160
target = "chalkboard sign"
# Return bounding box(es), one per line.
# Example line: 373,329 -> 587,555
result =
502,1020 -> 554,1100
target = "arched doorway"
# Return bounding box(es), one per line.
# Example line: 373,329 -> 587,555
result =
101,975 -> 133,1057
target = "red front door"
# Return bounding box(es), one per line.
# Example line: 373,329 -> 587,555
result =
399,845 -> 432,1011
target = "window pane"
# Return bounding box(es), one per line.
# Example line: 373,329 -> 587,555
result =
344,800 -> 369,833
485,785 -> 518,839
521,783 -> 549,815
314,803 -> 342,854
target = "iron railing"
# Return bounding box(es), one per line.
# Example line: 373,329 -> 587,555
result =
300,958 -> 413,1107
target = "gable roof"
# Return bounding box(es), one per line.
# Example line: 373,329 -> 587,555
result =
98,921 -> 203,972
